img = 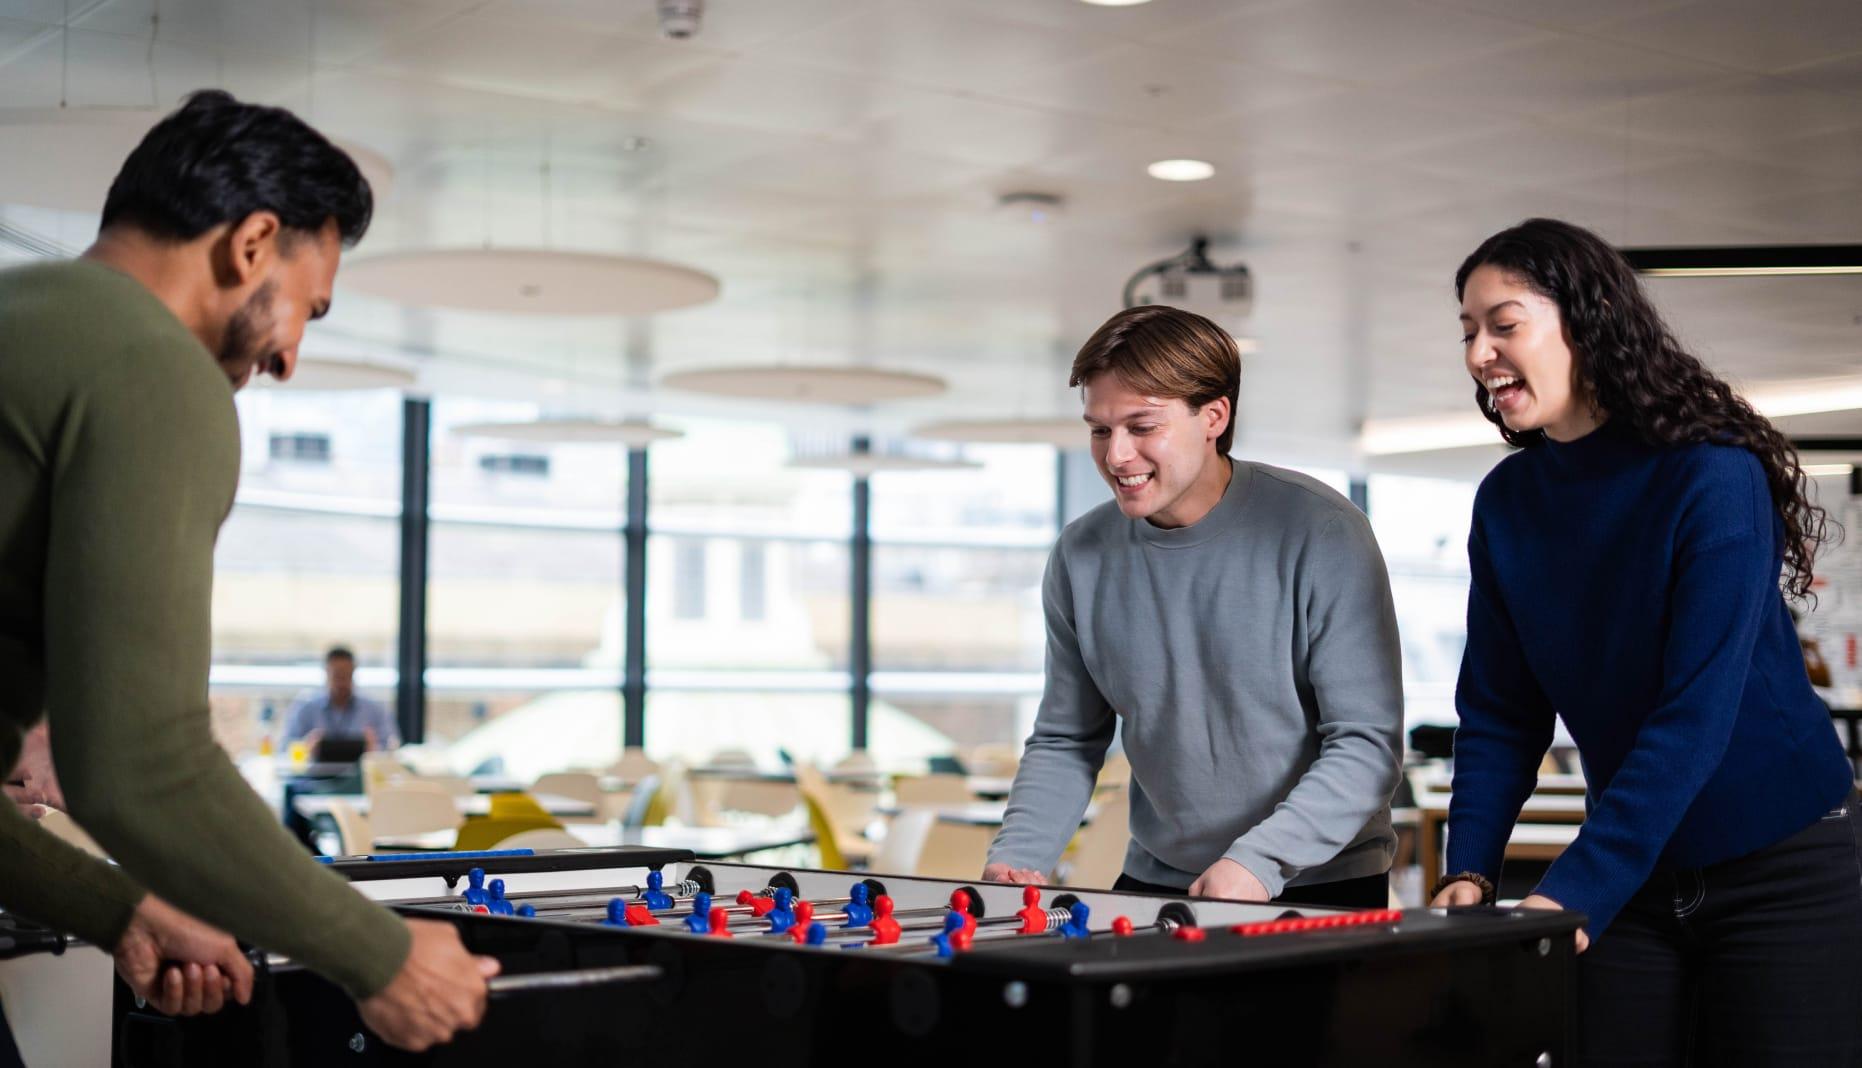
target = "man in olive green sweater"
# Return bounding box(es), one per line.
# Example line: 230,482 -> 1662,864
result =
0,90 -> 495,1052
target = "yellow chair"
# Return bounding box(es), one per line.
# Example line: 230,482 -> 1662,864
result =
487,792 -> 551,820
801,790 -> 848,870
456,815 -> 564,851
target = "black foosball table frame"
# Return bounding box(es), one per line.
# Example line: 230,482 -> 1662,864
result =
113,847 -> 1579,1067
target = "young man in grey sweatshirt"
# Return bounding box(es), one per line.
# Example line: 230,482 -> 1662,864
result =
983,305 -> 1404,906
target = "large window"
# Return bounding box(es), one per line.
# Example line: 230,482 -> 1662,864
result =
1366,474 -> 1476,730
423,400 -> 628,768
643,418 -> 854,765
869,445 -> 1056,766
210,388 -> 403,755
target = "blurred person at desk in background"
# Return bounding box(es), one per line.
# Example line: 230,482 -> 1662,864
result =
282,645 -> 399,754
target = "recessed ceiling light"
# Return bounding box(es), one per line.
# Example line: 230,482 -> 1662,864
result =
1080,0 -> 1154,6
1147,158 -> 1214,182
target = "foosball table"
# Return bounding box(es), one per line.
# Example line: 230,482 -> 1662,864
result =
113,847 -> 1580,1066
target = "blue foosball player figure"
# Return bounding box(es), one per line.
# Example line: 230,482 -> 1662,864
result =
843,883 -> 873,928
1059,902 -> 1092,939
642,870 -> 675,911
683,892 -> 713,934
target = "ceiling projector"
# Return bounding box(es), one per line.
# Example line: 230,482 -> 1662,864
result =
1122,236 -> 1253,324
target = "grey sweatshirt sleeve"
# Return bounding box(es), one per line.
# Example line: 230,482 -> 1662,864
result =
1222,513 -> 1404,896
986,545 -> 1116,876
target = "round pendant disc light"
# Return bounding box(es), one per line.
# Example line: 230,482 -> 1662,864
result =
661,365 -> 947,405
338,248 -> 720,317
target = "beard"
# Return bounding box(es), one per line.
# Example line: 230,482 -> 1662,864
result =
216,280 -> 278,389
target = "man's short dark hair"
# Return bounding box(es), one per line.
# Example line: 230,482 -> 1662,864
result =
325,647 -> 356,664
101,89 -> 372,247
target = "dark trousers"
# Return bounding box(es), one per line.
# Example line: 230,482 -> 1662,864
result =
1576,796 -> 1862,1066
1112,869 -> 1390,909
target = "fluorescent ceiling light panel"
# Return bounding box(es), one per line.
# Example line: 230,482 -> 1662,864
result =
1361,375 -> 1862,456
1621,245 -> 1862,277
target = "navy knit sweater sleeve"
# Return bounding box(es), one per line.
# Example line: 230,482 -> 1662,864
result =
1446,422 -> 1852,940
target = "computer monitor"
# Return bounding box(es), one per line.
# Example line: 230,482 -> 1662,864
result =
312,736 -> 367,764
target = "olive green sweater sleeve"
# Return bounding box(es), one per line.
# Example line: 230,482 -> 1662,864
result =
0,795 -> 142,949
29,266 -> 409,998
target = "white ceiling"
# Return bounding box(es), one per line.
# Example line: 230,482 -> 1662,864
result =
1,0 -> 1859,468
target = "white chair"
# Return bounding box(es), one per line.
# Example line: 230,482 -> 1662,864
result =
871,807 -> 937,875
531,772 -> 604,823
608,747 -> 659,782
360,752 -> 406,799
414,773 -> 475,798
831,751 -> 877,774
492,827 -> 585,850
325,799 -> 373,856
369,783 -> 461,838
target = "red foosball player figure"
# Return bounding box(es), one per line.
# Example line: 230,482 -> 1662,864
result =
706,906 -> 732,938
948,889 -> 978,937
737,890 -> 777,918
868,896 -> 902,945
788,900 -> 817,944
1017,885 -> 1047,934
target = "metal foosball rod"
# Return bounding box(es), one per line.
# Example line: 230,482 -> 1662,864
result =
396,867 -> 710,911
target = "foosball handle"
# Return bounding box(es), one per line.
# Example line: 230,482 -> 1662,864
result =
488,964 -> 664,997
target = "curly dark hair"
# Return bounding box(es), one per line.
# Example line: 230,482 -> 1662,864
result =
101,89 -> 371,247
1455,217 -> 1831,600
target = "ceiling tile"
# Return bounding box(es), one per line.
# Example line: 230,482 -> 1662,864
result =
632,56 -> 906,137
1567,76 -> 1862,153
766,0 -> 1104,97
0,25 -> 302,109
349,12 -> 722,104
1196,88 -> 1510,162
991,44 -> 1343,127
1587,0 -> 1862,74
1563,154 -> 1853,229
1779,50 -> 1862,100
0,1 -> 62,23
1147,0 -> 1541,85
858,92 -> 1133,170
1385,31 -> 1728,121
1390,120 -> 1696,185
1419,0 -> 1694,33
479,0 -> 858,50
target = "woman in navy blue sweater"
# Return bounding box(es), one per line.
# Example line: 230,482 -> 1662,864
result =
1430,218 -> 1859,1064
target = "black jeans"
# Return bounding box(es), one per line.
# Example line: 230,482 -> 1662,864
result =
1112,869 -> 1390,909
1577,795 -> 1862,1066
